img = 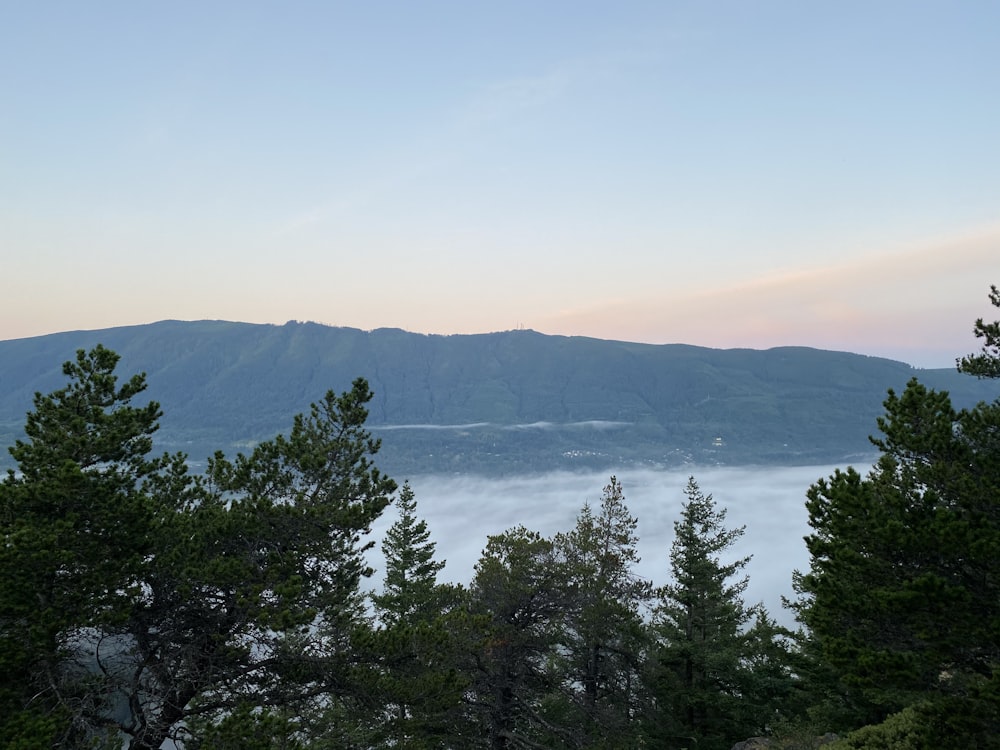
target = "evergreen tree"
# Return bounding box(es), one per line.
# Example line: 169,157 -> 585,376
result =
0,348 -> 400,749
372,481 -> 448,626
368,481 -> 466,748
125,379 -> 397,750
739,607 -> 800,737
794,380 -> 1000,738
650,477 -> 775,750
0,345 -> 163,747
790,290 -> 1000,743
958,283 -> 1000,378
550,476 -> 653,748
466,526 -> 568,750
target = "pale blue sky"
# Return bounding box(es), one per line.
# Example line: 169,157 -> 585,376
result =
2,1 -> 998,366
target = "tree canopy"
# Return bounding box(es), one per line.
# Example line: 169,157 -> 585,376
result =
794,284 -> 1000,745
650,478 -> 795,750
0,348 -> 396,749
958,284 -> 1000,378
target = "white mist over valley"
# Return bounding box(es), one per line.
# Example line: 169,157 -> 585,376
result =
368,462 -> 870,628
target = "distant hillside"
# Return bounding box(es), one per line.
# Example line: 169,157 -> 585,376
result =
1,320 -> 996,476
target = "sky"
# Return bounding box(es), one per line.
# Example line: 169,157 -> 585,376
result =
2,1 -> 999,367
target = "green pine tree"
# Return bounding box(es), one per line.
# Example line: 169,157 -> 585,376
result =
0,349 -> 401,749
367,481 -> 466,748
372,481 -> 448,627
127,379 -> 397,750
794,380 -> 1000,739
0,345 -> 163,748
957,284 -> 1000,378
467,526 -> 568,750
788,287 -> 1000,744
550,476 -> 654,748
650,477 -> 771,750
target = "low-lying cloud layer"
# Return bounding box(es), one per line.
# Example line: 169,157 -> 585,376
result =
367,463 -> 858,627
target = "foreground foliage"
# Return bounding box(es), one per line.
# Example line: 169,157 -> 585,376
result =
651,478 -> 796,749
0,347 -> 396,749
793,285 -> 1000,745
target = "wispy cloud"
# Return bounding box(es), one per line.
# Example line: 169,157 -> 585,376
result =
536,224 -> 1000,366
456,64 -> 575,129
273,55 -> 613,237
375,420 -> 630,430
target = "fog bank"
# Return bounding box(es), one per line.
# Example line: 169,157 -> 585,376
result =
368,462 -> 871,627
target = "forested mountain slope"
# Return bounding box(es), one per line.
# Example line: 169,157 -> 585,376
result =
1,320 -> 996,474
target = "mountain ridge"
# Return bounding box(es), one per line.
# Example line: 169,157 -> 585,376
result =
1,320 -> 996,476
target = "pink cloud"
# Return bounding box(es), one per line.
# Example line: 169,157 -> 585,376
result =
535,225 -> 1000,366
